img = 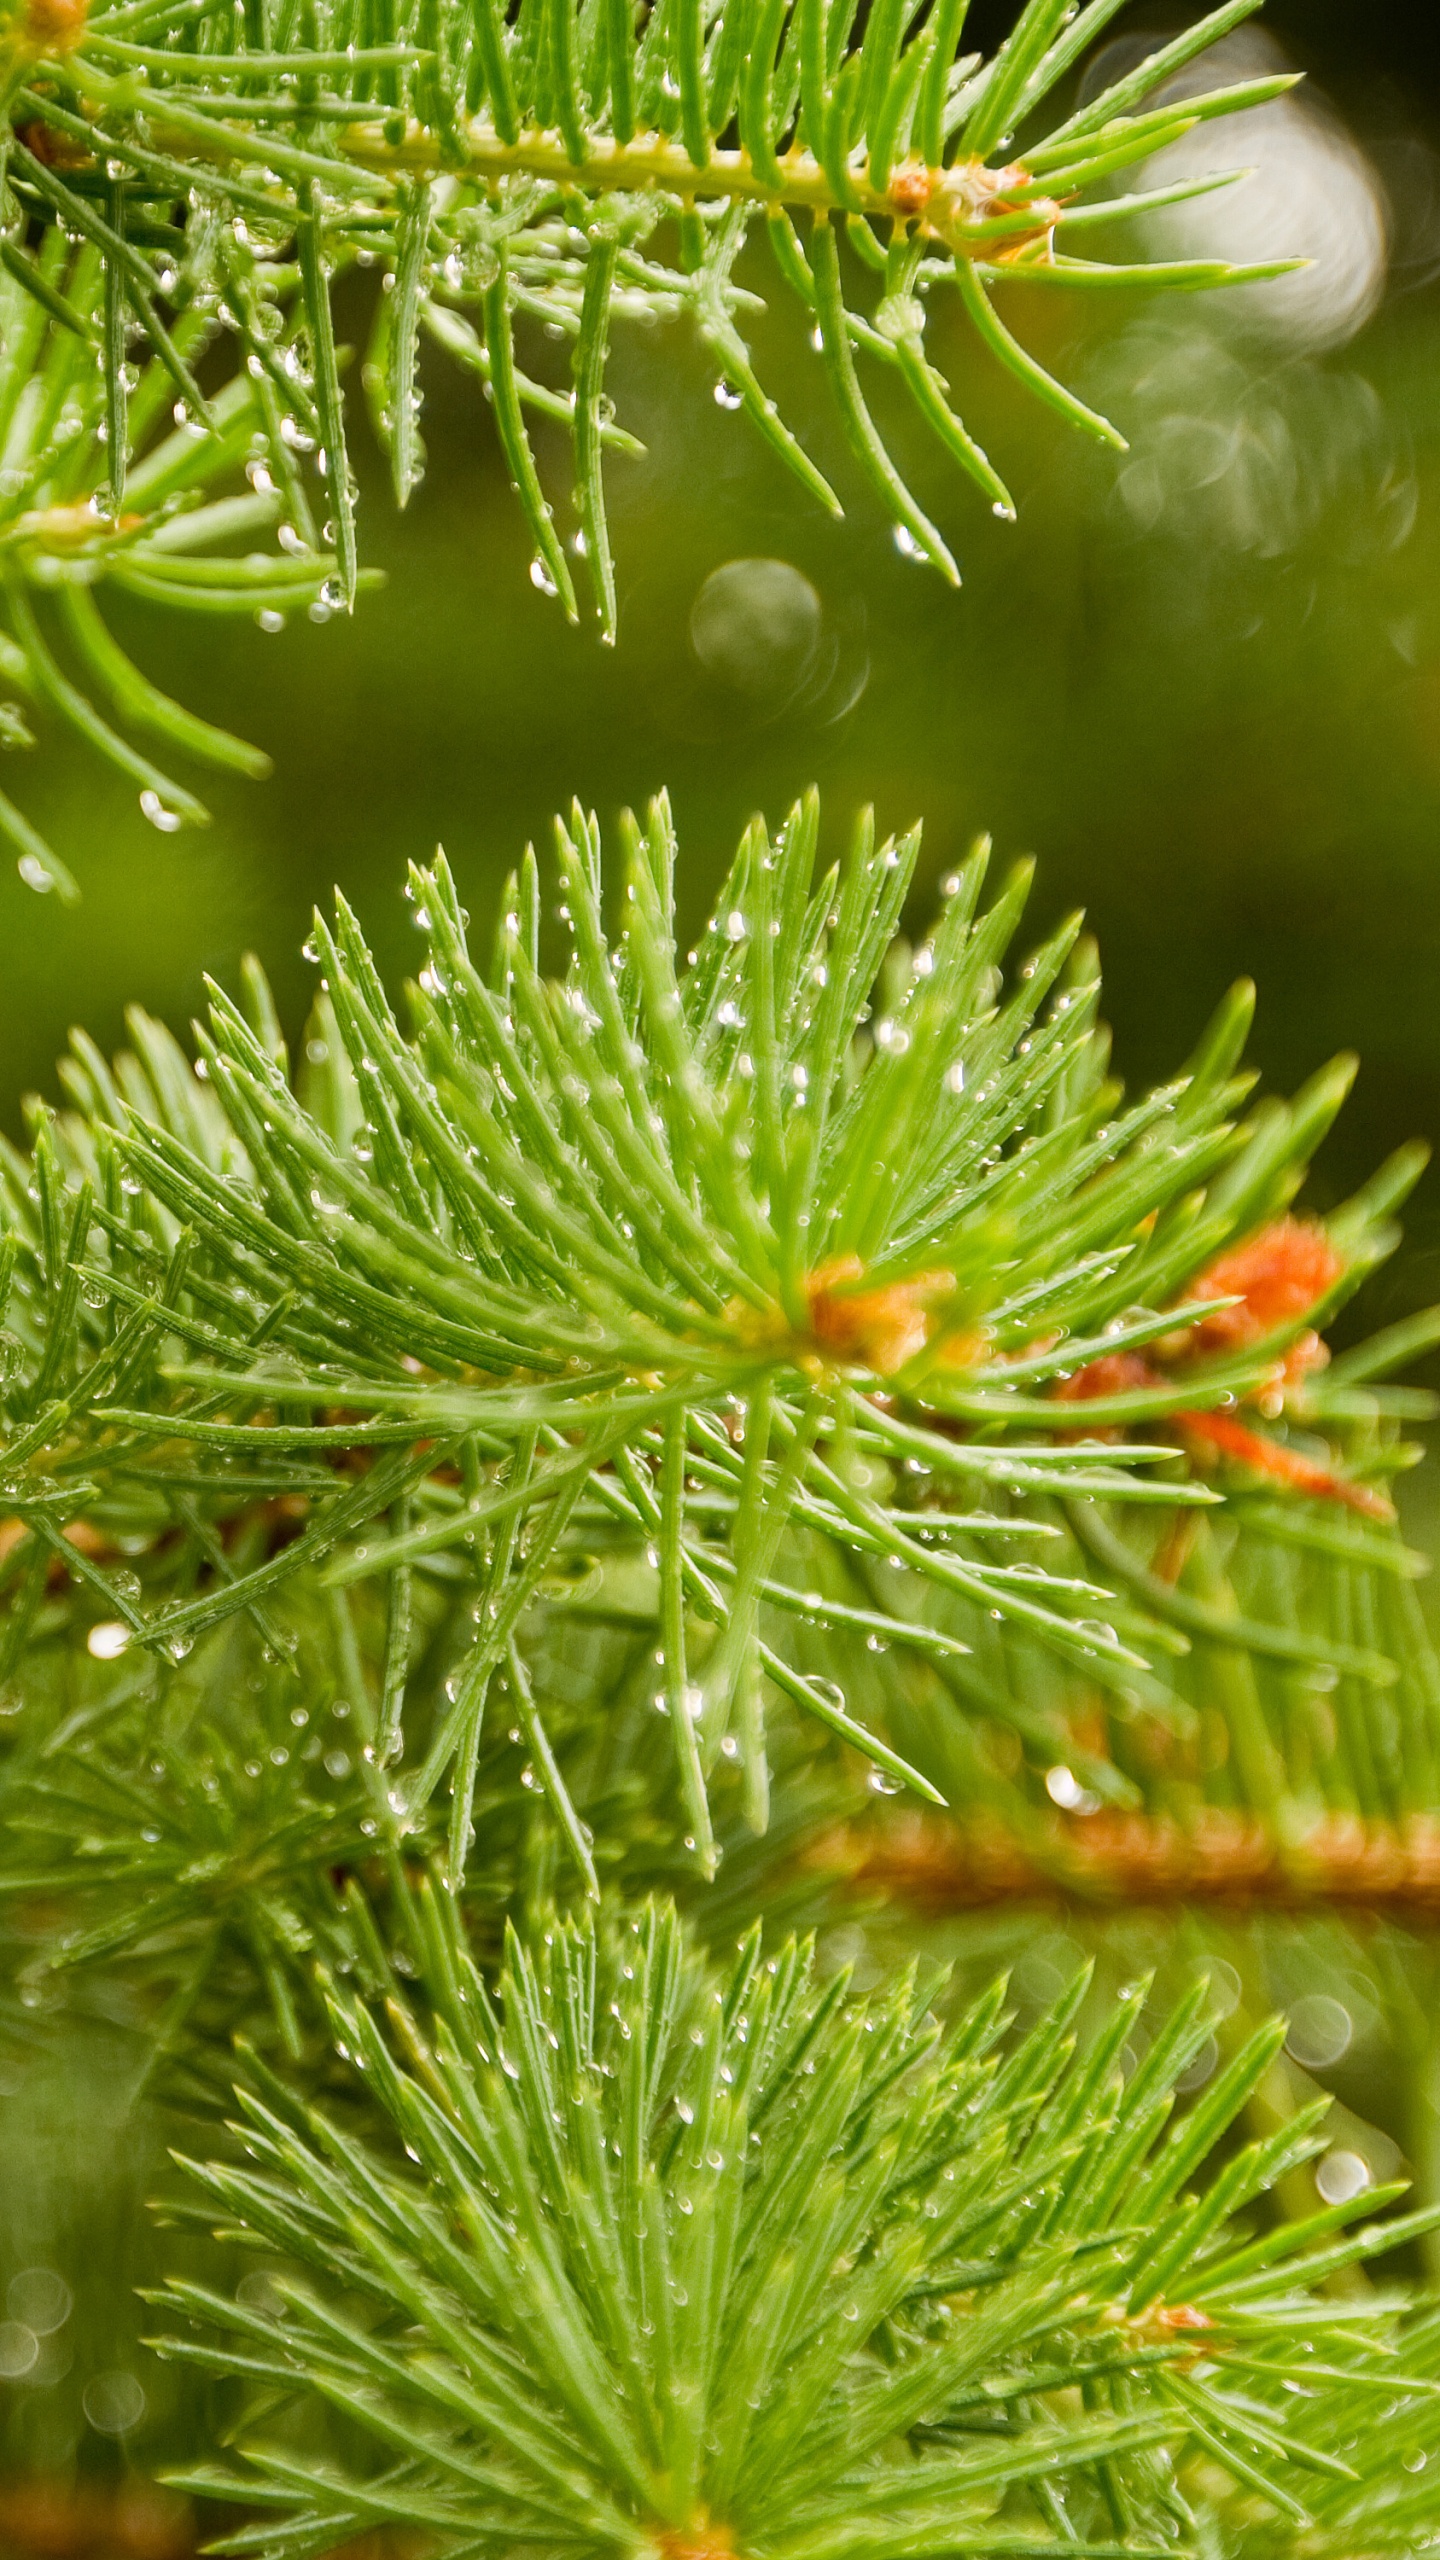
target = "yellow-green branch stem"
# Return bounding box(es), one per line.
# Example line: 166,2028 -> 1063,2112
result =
342,121 -> 1051,246
63,69 -> 1060,253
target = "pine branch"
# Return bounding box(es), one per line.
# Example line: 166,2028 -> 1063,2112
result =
784,1387 -> 1440,1911
1,790 -> 1434,1944
0,239 -> 372,898
148,1891 -> 1440,2560
2,0 -> 1297,666
820,1802 -> 1440,1918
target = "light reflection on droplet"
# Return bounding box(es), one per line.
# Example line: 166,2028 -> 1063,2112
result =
1285,1993 -> 1353,2071
0,2323 -> 38,2378
1121,29 -> 1387,355
139,789 -> 183,834
689,557 -> 823,701
1175,2034 -> 1219,2095
8,2270 -> 71,2335
83,2370 -> 146,2434
1045,1762 -> 1101,1815
1093,325 -> 1414,566
1315,2147 -> 1371,2205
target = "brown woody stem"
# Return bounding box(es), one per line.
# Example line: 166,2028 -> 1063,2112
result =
813,1810 -> 1440,1918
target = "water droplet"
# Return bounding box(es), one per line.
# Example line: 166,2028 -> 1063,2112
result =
0,2324 -> 38,2379
86,1621 -> 130,1660
139,789 -> 183,833
1045,1764 -> 1100,1815
1286,1996 -> 1353,2072
1315,2147 -> 1370,2204
690,557 -> 822,704
530,556 -> 559,597
1075,1618 -> 1118,1649
256,608 -> 285,633
17,854 -> 53,894
893,523 -> 923,559
1175,2033 -> 1219,2094
713,378 -> 743,409
8,2270 -> 70,2335
83,2371 -> 145,2435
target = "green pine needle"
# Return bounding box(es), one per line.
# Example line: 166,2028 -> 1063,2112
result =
0,791 -> 1434,1898
0,243 -> 368,894
149,1893 -> 1440,2560
9,0 -> 1295,645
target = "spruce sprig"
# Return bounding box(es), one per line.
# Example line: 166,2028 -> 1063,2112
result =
6,0 -> 1297,649
0,237 -> 372,897
150,1893 -> 1440,2560
1,792 -> 1433,1901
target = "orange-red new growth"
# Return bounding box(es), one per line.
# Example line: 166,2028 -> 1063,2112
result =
888,164 -> 934,216
1181,1215 -> 1343,1397
805,1256 -> 947,1376
1177,1408 -> 1392,1518
1187,1217 -> 1343,1353
15,108 -> 90,162
1051,1220 -> 1387,1515
6,0 -> 87,61
733,1257 -> 979,1378
1100,2296 -> 1215,2357
656,2528 -> 737,2560
1122,2300 -> 1216,2366
1052,1350 -> 1154,1410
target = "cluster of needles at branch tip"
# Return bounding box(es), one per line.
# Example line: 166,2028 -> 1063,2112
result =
142,1894 -> 1440,2560
0,788 -> 1434,1929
